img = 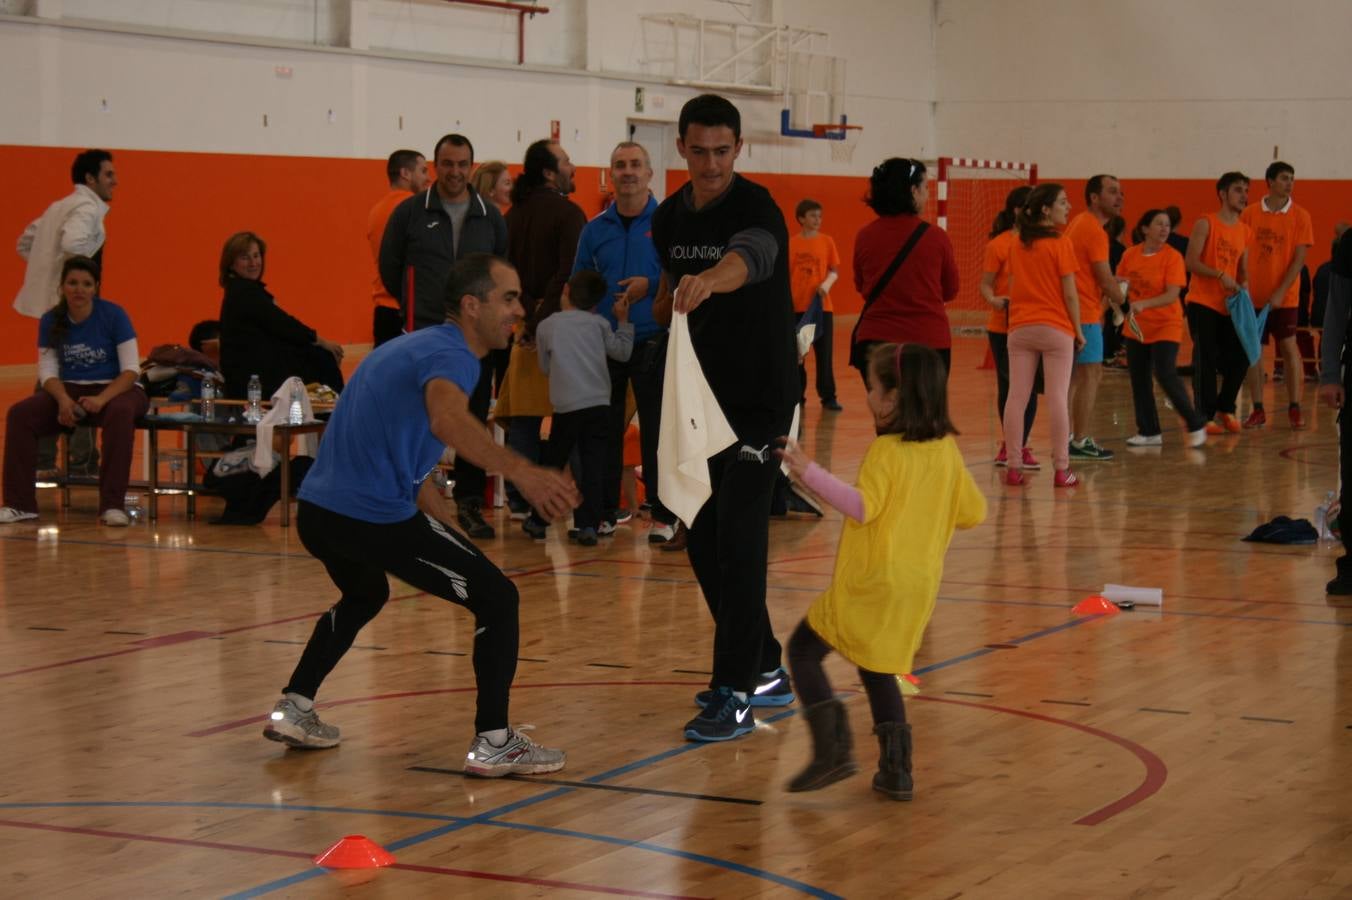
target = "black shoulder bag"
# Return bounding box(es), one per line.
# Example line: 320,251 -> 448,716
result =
848,221 -> 930,371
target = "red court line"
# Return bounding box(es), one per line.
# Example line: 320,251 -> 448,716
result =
1279,442 -> 1337,469
914,696 -> 1168,825
187,680 -> 706,737
949,542 -> 1317,558
0,819 -> 707,898
939,578 -> 1352,611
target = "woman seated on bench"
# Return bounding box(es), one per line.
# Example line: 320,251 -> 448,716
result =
218,231 -> 345,400
2,256 -> 149,526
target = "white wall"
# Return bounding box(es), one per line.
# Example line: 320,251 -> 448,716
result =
933,0 -> 1352,177
0,0 -> 934,175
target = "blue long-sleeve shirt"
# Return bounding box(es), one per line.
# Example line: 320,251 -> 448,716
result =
571,195 -> 664,344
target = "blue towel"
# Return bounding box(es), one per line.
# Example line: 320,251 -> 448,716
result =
1226,288 -> 1269,367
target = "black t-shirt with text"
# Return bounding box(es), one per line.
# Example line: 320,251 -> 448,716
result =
652,175 -> 797,423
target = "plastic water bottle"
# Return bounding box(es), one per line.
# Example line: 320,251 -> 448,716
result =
1316,490 -> 1337,541
201,378 -> 215,421
246,374 -> 263,423
287,382 -> 304,425
124,492 -> 143,523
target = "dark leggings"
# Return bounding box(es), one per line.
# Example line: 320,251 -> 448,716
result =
987,331 -> 1038,446
787,620 -> 905,725
1125,339 -> 1206,435
286,500 -> 520,733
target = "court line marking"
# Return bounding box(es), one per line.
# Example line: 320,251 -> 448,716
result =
0,817 -> 707,899
407,765 -> 762,805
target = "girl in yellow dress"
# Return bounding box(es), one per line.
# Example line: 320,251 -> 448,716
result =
778,342 -> 986,799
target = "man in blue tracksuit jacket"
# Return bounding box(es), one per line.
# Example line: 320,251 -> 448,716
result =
571,141 -> 678,542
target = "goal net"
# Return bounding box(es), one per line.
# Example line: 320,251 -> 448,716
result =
921,158 -> 1038,333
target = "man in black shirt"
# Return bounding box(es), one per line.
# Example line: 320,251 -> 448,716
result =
652,94 -> 798,741
1319,228 -> 1352,594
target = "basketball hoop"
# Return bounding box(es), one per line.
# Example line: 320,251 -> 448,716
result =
813,123 -> 862,164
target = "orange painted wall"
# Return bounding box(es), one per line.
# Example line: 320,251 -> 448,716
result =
4,145 -> 1349,368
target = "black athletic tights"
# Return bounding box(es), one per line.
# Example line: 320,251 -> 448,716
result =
787,620 -> 905,725
285,500 -> 520,733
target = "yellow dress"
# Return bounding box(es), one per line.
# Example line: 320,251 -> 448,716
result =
805,434 -> 986,674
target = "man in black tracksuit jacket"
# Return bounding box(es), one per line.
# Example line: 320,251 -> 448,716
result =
379,134 -> 507,537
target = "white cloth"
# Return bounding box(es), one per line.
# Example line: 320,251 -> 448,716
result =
657,312 -> 738,527
14,185 -> 110,318
253,376 -> 318,475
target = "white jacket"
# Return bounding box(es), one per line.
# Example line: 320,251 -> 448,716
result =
14,185 -> 110,318
657,312 -> 738,527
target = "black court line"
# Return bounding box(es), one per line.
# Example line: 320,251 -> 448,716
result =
27,626 -> 66,632
1139,707 -> 1190,715
1240,715 -> 1294,724
945,691 -> 994,698
351,645 -> 387,651
104,630 -> 149,636
587,662 -> 632,669
262,639 -> 307,646
424,650 -> 467,657
671,668 -> 712,676
407,766 -> 761,806
1041,699 -> 1092,707
517,657 -> 548,663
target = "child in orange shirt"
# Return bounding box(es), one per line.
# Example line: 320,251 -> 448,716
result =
789,199 -> 842,411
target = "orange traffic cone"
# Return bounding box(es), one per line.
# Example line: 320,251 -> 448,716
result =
898,673 -> 921,696
1072,594 -> 1120,617
313,834 -> 396,869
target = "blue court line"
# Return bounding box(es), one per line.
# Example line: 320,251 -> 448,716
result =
0,533 -> 311,559
934,594 -> 1352,628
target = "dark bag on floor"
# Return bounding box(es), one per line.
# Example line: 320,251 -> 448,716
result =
849,221 -> 929,371
205,456 -> 314,525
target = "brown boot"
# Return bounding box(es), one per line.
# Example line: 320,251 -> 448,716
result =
786,699 -> 858,792
872,722 -> 913,800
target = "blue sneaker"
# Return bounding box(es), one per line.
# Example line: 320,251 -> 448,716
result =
684,687 -> 755,742
694,668 -> 794,709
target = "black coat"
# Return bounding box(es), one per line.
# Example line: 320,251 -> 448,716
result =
219,275 -> 326,399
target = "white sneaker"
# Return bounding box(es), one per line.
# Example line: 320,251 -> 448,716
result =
263,697 -> 340,749
1125,434 -> 1163,447
648,522 -> 676,544
1187,427 -> 1208,448
100,509 -> 130,527
465,726 -> 565,776
0,507 -> 38,524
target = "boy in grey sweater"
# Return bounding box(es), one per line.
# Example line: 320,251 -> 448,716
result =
525,270 -> 634,545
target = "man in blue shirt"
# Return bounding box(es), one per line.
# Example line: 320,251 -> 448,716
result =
262,253 -> 578,776
572,141 -> 680,543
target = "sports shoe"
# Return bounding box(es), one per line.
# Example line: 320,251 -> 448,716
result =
658,521 -> 688,552
464,726 -> 566,776
457,503 -> 495,539
1004,468 -> 1024,486
1126,433 -> 1163,447
262,697 -> 340,749
1218,412 -> 1242,434
822,399 -> 844,412
0,507 -> 39,524
574,527 -> 598,546
1069,437 -> 1114,461
1205,419 -> 1225,435
695,668 -> 794,709
684,687 -> 755,742
1289,405 -> 1306,431
1187,427 -> 1208,448
100,508 -> 130,527
522,514 -> 547,540
611,508 -> 633,526
1020,447 -> 1041,469
1243,409 -> 1267,430
649,521 -> 677,544
596,520 -> 617,536
993,443 -> 1008,467
508,499 -> 530,521
1054,468 -> 1079,488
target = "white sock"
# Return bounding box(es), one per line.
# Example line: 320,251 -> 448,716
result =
285,692 -> 313,712
732,691 -> 749,703
479,727 -> 510,746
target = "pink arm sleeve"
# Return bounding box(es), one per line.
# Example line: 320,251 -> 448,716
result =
801,462 -> 864,522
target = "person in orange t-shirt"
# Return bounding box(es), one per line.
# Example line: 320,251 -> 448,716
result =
366,149 -> 429,347
1185,171 -> 1253,434
1119,209 -> 1207,448
979,185 -> 1041,468
1239,161 -> 1315,429
1002,184 -> 1084,487
1063,175 -> 1128,462
789,199 -> 843,410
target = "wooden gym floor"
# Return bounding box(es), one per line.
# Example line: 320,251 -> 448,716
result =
1,323 -> 1349,899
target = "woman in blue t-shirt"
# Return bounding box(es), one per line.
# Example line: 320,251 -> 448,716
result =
2,256 -> 149,526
